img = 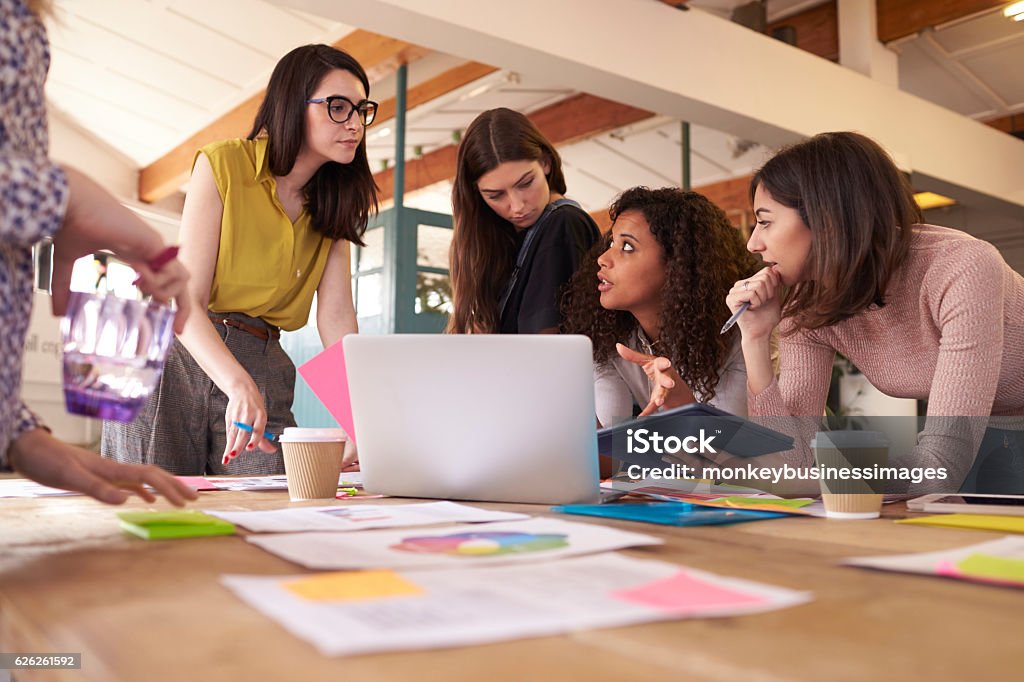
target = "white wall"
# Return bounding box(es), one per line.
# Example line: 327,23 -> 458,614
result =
924,204 -> 1024,276
47,106 -> 138,198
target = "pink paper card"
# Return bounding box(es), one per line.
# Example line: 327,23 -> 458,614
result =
612,570 -> 767,613
298,341 -> 356,445
175,476 -> 220,491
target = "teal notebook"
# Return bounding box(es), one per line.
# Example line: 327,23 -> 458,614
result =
117,510 -> 236,540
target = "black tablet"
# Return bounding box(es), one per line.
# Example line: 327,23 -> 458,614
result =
597,403 -> 795,467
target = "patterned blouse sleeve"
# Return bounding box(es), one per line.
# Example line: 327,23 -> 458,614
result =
0,402 -> 48,471
0,153 -> 69,245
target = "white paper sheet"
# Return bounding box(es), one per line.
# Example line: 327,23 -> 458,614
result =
208,501 -> 528,533
0,478 -> 79,498
221,553 -> 812,656
205,472 -> 363,492
247,517 -> 663,570
844,535 -> 1024,583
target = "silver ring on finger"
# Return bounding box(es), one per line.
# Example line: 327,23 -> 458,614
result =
743,280 -> 749,290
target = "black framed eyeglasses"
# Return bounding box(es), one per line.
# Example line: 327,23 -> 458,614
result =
305,95 -> 378,126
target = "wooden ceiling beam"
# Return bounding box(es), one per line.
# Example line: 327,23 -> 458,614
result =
984,112 -> 1024,135
138,30 -> 428,203
877,0 -> 1007,44
589,173 -> 754,235
373,93 -> 653,203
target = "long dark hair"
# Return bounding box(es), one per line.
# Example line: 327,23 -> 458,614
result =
562,187 -> 758,402
248,44 -> 377,246
446,108 -> 567,333
751,131 -> 922,331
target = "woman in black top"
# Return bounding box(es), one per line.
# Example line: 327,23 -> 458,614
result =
447,108 -> 600,334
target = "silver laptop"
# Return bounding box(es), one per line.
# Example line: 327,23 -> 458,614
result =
343,334 -> 600,505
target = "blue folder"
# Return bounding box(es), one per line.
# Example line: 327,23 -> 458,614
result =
552,502 -> 785,527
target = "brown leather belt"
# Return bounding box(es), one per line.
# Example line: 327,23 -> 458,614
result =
208,313 -> 280,341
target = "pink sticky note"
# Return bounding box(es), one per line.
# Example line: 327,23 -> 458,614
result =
612,570 -> 766,613
298,341 -> 356,445
175,476 -> 220,491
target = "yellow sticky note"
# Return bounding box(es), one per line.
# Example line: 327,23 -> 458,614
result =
956,554 -> 1024,585
714,496 -> 813,510
283,570 -> 424,602
897,514 -> 1024,534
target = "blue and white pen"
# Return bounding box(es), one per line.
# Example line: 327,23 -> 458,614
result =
719,301 -> 750,335
232,421 -> 277,442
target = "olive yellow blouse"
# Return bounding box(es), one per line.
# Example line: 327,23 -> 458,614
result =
197,137 -> 331,331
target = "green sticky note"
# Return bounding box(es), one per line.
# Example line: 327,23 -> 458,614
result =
117,510 -> 236,540
713,496 -> 813,509
956,553 -> 1024,585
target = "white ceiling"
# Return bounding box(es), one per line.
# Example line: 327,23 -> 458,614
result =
43,0 -> 1024,218
894,8 -> 1024,121
45,0 -> 355,166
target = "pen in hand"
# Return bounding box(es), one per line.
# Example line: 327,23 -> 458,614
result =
719,301 -> 750,335
232,421 -> 277,442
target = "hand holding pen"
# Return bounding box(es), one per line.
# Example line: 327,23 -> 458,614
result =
722,265 -> 783,338
233,421 -> 277,442
221,380 -> 278,466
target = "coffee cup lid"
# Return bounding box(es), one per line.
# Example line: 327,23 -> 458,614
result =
277,427 -> 347,443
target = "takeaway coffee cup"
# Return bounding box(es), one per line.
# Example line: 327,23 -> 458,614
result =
811,430 -> 889,519
278,427 -> 346,501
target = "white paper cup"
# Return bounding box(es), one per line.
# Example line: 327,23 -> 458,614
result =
278,427 -> 346,501
812,431 -> 888,519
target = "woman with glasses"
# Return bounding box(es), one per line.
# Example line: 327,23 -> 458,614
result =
102,44 -> 378,475
447,108 -> 600,334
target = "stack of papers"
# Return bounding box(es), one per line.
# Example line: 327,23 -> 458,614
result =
207,501 -> 527,533
0,478 -> 79,498
204,472 -> 363,492
222,553 -> 812,656
0,476 -> 219,497
845,536 -> 1024,588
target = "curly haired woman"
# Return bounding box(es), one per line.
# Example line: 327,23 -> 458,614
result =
562,186 -> 759,428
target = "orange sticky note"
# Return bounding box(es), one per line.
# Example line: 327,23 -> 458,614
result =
283,570 -> 424,602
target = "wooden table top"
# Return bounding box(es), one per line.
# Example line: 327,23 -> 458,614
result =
0,486 -> 1019,682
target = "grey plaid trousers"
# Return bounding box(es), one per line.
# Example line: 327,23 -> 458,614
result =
101,312 -> 296,475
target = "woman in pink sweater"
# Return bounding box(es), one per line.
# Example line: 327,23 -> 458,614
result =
724,132 -> 1023,494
